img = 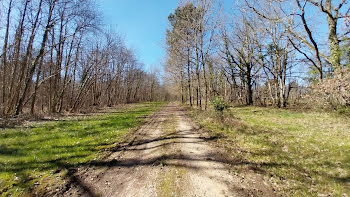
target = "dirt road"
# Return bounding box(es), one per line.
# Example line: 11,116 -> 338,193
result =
60,104 -> 276,197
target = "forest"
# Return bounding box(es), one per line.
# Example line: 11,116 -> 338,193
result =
0,0 -> 349,196
0,0 -> 349,118
0,0 -> 167,119
164,0 -> 350,111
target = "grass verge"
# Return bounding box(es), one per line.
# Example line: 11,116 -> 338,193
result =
191,106 -> 350,196
0,102 -> 164,196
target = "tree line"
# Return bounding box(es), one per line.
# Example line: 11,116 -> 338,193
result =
0,0 -> 166,118
165,0 -> 350,109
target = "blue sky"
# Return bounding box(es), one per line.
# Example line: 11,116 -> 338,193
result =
98,0 -> 235,71
97,0 -> 343,74
99,0 -> 179,70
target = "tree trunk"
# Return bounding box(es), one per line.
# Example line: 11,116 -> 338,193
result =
1,0 -> 13,115
246,63 -> 253,105
14,1 -> 56,116
181,70 -> 185,104
187,47 -> 192,107
30,56 -> 44,114
203,63 -> 208,110
325,0 -> 341,70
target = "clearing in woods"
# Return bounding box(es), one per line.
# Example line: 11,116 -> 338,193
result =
63,104 -> 276,197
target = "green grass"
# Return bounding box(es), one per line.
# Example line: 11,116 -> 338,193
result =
157,114 -> 185,197
0,102 -> 164,196
192,106 -> 350,196
157,167 -> 186,197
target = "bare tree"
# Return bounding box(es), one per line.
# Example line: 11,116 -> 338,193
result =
0,0 -> 166,118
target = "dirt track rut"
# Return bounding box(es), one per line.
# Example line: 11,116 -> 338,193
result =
61,104 -> 276,197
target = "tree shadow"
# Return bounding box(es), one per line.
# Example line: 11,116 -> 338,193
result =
217,114 -> 350,193
0,105 -> 161,196
58,123 -> 268,196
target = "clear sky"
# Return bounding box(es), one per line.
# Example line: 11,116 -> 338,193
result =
97,0 -> 336,74
98,0 -> 179,71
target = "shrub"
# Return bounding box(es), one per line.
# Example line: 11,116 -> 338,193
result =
211,96 -> 229,113
309,68 -> 350,109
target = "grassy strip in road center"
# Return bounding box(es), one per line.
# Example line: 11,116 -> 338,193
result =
157,114 -> 186,197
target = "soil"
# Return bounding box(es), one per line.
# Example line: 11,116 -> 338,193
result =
57,104 -> 277,197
